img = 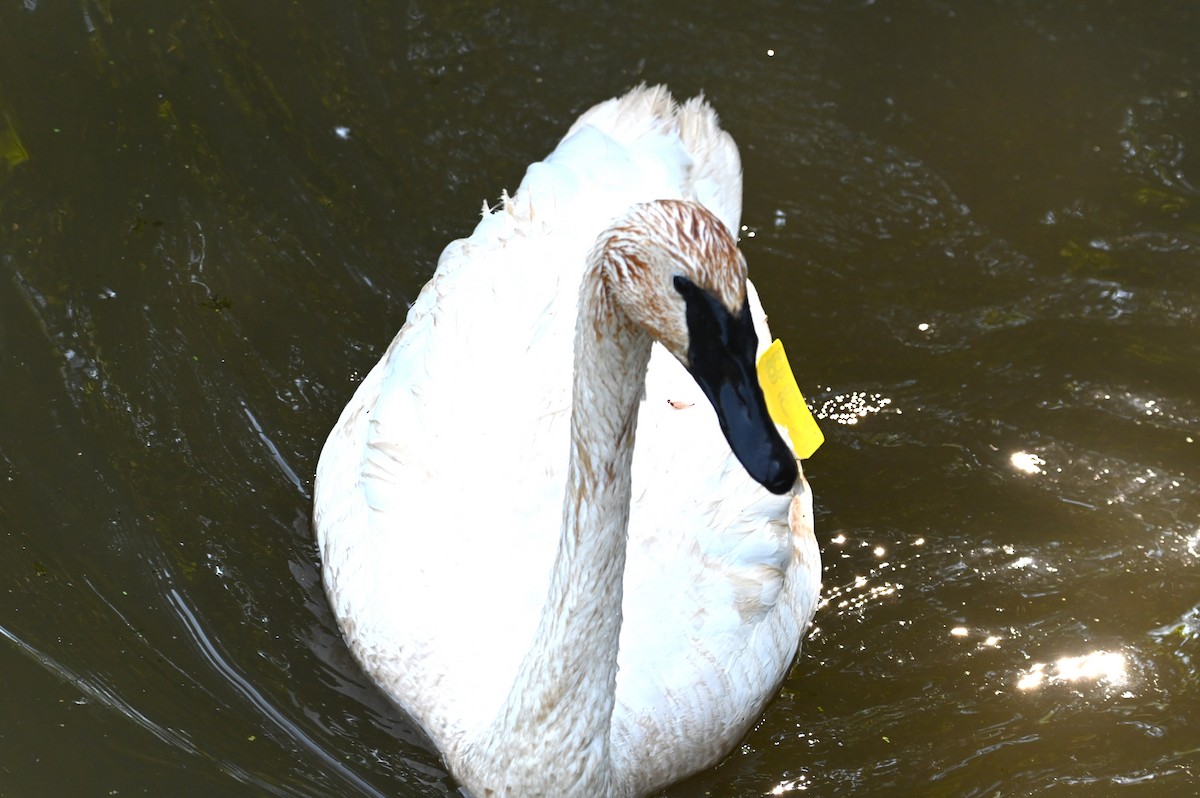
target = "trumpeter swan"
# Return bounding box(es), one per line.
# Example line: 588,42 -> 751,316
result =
314,85 -> 820,798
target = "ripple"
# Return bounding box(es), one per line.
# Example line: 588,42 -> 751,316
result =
1118,88 -> 1200,200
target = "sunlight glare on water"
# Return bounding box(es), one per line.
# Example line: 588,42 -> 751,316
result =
1016,650 -> 1130,694
1009,450 -> 1046,475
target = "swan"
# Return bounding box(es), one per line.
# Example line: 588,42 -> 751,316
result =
313,85 -> 821,797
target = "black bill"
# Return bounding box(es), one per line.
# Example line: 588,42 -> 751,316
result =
674,275 -> 798,495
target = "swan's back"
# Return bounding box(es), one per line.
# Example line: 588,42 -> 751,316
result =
313,86 -> 819,796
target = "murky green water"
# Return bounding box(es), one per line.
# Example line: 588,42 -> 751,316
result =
2,1 -> 1198,795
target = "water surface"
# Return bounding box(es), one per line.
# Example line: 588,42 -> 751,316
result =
1,1 -> 1197,795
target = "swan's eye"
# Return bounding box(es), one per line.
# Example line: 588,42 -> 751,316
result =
673,275 -> 756,364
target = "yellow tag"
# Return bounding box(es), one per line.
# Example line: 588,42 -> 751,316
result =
757,339 -> 823,459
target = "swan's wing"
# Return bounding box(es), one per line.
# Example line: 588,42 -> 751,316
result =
315,223 -> 579,755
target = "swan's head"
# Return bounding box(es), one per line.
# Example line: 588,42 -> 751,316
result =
598,200 -> 799,495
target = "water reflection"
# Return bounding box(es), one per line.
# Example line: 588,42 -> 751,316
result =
1009,450 -> 1046,475
815,390 -> 896,427
769,773 -> 812,794
818,532 -> 914,618
1016,650 -> 1129,693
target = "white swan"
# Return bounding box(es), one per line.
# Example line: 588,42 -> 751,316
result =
313,85 -> 821,798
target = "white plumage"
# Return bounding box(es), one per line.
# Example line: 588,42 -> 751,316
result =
313,85 -> 821,797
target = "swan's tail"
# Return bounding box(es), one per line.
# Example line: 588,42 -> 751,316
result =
566,85 -> 743,234
677,93 -> 743,235
563,84 -> 679,142
482,86 -> 742,248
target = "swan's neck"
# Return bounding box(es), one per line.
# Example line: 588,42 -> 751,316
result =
463,258 -> 651,797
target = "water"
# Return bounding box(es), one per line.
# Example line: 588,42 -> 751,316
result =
1,1 -> 1198,795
